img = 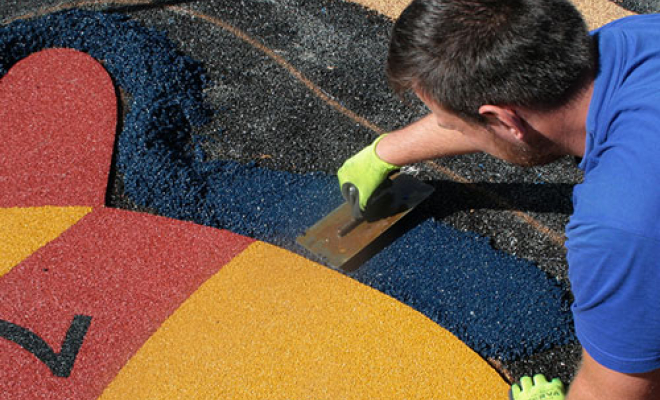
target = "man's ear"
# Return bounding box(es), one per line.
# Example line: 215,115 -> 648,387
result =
478,105 -> 526,142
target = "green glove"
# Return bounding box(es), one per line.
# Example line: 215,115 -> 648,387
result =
510,375 -> 565,400
337,134 -> 400,216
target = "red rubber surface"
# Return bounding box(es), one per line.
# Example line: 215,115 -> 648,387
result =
0,207 -> 253,399
0,48 -> 254,399
0,48 -> 117,207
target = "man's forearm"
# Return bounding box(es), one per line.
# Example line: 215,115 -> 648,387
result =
565,351 -> 660,400
375,113 -> 480,166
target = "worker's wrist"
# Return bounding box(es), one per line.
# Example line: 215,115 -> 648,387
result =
373,134 -> 402,169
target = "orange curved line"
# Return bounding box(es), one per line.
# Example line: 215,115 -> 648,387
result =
166,6 -> 385,134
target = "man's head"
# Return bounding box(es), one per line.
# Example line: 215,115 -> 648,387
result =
387,0 -> 594,122
386,0 -> 595,165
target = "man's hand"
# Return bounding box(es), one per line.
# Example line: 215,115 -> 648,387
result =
337,134 -> 400,216
510,374 -> 565,400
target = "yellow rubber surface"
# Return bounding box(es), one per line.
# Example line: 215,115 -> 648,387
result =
0,206 -> 91,277
571,0 -> 633,29
351,0 -> 632,29
100,241 -> 508,399
351,0 -> 410,18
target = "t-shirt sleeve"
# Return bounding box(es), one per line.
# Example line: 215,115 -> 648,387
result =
566,223 -> 660,373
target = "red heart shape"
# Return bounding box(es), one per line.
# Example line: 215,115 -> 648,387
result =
0,48 -> 117,207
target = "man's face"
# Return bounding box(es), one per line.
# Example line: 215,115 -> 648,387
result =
418,93 -> 561,167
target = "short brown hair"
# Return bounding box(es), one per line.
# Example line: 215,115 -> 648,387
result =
386,0 -> 595,123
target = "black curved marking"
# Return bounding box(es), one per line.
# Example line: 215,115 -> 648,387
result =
0,315 -> 92,378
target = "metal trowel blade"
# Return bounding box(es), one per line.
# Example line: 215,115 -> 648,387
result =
296,174 -> 434,269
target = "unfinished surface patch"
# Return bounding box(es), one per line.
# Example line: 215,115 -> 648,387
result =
0,206 -> 91,277
100,241 -> 508,400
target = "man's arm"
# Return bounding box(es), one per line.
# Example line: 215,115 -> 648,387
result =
337,113 -> 481,214
567,350 -> 660,400
375,113 -> 480,165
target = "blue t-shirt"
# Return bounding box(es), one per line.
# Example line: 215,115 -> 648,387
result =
566,14 -> 660,374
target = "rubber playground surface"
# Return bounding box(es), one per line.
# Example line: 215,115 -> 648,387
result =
0,0 -> 654,398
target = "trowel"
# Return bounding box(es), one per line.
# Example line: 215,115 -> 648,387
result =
296,173 -> 434,270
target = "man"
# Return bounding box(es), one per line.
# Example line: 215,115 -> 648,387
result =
337,0 -> 660,399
